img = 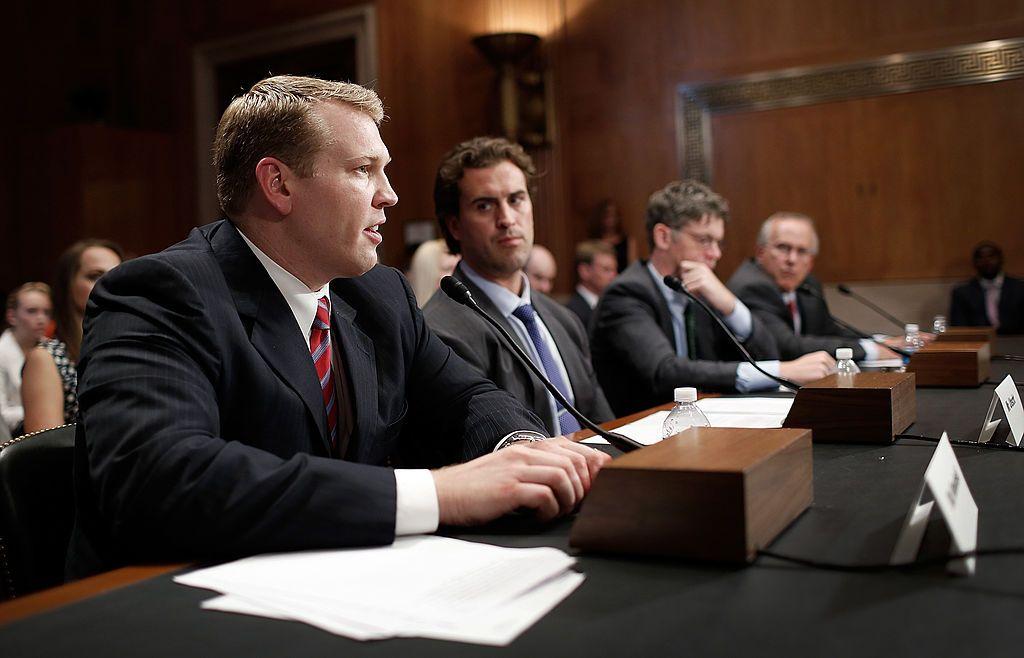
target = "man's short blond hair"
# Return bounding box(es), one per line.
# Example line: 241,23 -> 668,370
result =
212,75 -> 385,217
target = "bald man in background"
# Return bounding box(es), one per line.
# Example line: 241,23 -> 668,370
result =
525,245 -> 557,295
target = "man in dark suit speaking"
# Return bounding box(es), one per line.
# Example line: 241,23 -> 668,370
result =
727,212 -> 899,361
67,77 -> 607,578
423,137 -> 613,437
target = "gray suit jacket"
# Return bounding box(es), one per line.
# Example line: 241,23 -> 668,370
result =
422,264 -> 613,435
727,259 -> 865,360
591,261 -> 779,416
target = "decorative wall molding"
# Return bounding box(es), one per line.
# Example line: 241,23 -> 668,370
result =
676,38 -> 1024,182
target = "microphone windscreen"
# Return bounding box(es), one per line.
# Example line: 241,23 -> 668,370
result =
663,275 -> 684,292
837,284 -> 852,295
439,276 -> 472,305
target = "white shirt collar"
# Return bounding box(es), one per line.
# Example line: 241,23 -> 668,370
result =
781,290 -> 797,304
238,229 -> 329,340
980,273 -> 1004,291
460,262 -> 532,318
575,285 -> 599,309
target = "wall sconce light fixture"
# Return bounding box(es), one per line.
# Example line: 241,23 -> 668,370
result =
472,32 -> 552,147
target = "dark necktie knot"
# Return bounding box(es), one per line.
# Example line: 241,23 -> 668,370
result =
512,303 -> 537,324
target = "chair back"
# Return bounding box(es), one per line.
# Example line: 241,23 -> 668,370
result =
0,423 -> 76,598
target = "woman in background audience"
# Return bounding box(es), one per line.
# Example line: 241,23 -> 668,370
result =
590,199 -> 636,273
0,282 -> 53,435
21,239 -> 123,433
407,238 -> 459,308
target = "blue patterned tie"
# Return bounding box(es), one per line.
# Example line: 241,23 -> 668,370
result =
511,304 -> 582,434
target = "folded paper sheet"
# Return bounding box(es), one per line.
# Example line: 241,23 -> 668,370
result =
175,536 -> 583,646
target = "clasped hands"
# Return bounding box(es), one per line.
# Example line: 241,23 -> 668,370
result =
432,437 -> 611,525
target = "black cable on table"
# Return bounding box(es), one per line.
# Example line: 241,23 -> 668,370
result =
895,433 -> 1024,451
757,547 -> 1024,573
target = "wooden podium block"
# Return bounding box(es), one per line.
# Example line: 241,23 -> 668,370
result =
569,427 -> 812,562
907,341 -> 990,387
783,372 -> 916,444
935,327 -> 995,343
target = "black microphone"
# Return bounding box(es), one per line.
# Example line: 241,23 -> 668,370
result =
836,284 -> 907,331
798,284 -> 912,359
662,275 -> 800,392
440,276 -> 643,453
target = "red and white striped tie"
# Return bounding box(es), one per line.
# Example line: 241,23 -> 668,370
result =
309,297 -> 337,448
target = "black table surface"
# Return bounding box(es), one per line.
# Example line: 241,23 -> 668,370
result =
5,339 -> 1024,657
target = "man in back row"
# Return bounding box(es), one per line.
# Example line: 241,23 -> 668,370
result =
591,181 -> 835,415
566,240 -> 618,329
728,212 -> 898,361
68,77 -> 607,577
424,137 -> 612,437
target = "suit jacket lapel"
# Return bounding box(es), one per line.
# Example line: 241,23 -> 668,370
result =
329,288 -> 379,462
453,264 -> 549,418
207,220 -> 330,453
637,262 -> 677,345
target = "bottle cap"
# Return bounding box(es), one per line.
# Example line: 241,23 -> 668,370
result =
905,323 -> 919,332
835,348 -> 853,360
673,387 -> 698,403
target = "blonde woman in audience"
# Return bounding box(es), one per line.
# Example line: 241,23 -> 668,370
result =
0,282 -> 53,435
21,239 -> 123,433
407,238 -> 459,307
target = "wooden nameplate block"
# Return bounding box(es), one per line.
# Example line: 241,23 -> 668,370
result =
907,341 -> 990,387
783,372 -> 916,444
569,427 -> 812,562
935,326 -> 995,343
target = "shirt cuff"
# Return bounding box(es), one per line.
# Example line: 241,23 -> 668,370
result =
736,360 -> 781,393
723,299 -> 753,340
859,339 -> 880,361
394,469 -> 440,536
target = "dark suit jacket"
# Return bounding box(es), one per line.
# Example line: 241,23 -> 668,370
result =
67,221 -> 545,578
727,259 -> 865,360
422,264 -> 613,435
591,261 -> 779,416
949,275 -> 1024,335
565,291 -> 594,330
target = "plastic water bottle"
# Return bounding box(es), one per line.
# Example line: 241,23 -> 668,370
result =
661,387 -> 710,440
932,315 -> 947,334
903,323 -> 925,353
835,347 -> 860,375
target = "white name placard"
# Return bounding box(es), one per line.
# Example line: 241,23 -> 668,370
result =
891,433 -> 978,575
978,375 -> 1024,446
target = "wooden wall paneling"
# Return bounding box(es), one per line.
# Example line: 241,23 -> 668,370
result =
557,0 -> 1024,285
709,77 -> 1024,282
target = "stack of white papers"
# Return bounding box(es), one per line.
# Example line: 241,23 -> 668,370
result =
583,397 -> 794,446
174,536 -> 583,646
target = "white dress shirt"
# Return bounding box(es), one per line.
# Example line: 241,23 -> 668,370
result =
239,231 -> 438,536
575,285 -> 599,309
461,263 -> 575,433
0,329 -> 25,432
646,262 -> 782,392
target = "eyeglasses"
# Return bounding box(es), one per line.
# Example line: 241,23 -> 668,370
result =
676,228 -> 724,251
769,242 -> 814,259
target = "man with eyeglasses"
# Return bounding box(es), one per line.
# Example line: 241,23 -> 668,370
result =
590,181 -> 835,416
728,212 -> 897,361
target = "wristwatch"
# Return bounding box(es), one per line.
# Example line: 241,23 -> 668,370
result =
492,430 -> 548,452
